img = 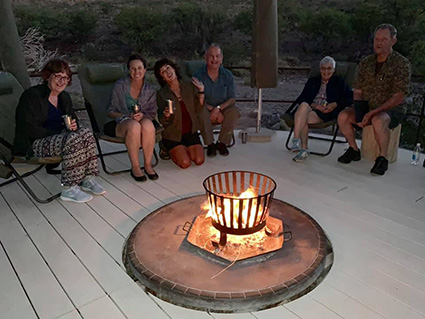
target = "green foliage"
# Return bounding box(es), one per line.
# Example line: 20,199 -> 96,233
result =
299,8 -> 351,48
277,0 -> 301,33
234,9 -> 252,35
14,5 -> 97,42
351,2 -> 384,42
66,10 -> 98,41
114,7 -> 165,53
410,41 -> 425,75
169,3 -> 227,54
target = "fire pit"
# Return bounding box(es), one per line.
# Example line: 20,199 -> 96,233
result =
124,171 -> 334,313
186,171 -> 286,262
204,171 -> 275,239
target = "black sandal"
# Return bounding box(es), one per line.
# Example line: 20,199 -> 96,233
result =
144,170 -> 159,180
130,171 -> 147,182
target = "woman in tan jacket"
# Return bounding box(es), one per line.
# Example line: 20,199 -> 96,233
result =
154,58 -> 205,169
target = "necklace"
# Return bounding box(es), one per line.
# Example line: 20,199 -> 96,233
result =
170,84 -> 182,101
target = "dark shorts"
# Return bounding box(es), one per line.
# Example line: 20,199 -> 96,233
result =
103,120 -> 117,137
162,132 -> 201,151
353,105 -> 403,130
314,108 -> 340,123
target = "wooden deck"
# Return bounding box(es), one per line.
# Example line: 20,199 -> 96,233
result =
1,131 -> 425,319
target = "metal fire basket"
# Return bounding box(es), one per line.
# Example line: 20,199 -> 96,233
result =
203,171 -> 277,245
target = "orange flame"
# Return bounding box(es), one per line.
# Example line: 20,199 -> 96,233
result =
202,186 -> 265,229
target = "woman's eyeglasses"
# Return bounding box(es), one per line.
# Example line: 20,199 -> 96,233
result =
53,74 -> 70,82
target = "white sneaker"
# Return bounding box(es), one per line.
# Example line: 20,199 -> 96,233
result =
290,138 -> 301,152
292,149 -> 310,163
61,185 -> 93,203
81,177 -> 106,195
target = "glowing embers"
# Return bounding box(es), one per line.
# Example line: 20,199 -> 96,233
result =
187,171 -> 284,261
187,213 -> 284,262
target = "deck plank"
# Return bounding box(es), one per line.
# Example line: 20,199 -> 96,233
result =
150,296 -> 212,319
0,240 -> 37,319
21,177 -> 135,294
0,187 -> 75,318
56,310 -> 83,319
285,295 -> 344,319
1,182 -> 106,309
78,295 -> 126,319
252,306 -> 301,319
109,284 -> 170,319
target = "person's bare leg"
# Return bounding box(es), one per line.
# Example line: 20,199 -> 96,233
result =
139,118 -> 156,174
169,145 -> 191,169
188,144 -> 205,165
116,120 -> 143,176
294,102 -> 312,139
299,111 -> 323,149
371,112 -> 391,158
337,107 -> 359,150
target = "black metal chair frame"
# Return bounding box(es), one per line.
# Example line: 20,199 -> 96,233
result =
84,100 -> 160,175
0,137 -> 61,203
283,99 -> 346,156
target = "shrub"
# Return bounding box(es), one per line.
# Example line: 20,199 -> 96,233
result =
351,2 -> 384,42
66,10 -> 98,42
299,8 -> 351,49
14,5 -> 97,42
20,27 -> 60,71
234,9 -> 252,36
410,40 -> 425,75
168,3 -> 227,54
114,7 -> 165,54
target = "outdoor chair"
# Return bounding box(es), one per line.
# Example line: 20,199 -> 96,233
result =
183,60 -> 235,147
281,61 -> 357,156
0,71 -> 62,203
78,63 -> 163,175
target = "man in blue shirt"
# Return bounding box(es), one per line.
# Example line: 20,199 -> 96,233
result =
193,44 -> 240,156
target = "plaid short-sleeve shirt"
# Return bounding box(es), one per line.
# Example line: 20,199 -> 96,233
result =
353,50 -> 410,111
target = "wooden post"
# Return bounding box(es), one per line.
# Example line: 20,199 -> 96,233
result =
0,0 -> 31,89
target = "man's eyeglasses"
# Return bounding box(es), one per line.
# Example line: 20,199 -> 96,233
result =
53,74 -> 70,82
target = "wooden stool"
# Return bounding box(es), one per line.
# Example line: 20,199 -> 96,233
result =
361,124 -> 401,163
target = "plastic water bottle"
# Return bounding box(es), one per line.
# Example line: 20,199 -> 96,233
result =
411,143 -> 421,165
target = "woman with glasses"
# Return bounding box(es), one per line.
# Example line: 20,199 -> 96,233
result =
290,56 -> 353,162
13,59 -> 105,203
107,54 -> 158,182
154,58 -> 205,169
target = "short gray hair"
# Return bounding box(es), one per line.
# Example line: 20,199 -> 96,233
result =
320,56 -> 336,68
206,43 -> 223,56
374,24 -> 397,39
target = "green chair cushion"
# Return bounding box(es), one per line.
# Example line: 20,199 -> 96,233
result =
0,72 -> 24,146
183,60 -> 206,78
86,63 -> 127,84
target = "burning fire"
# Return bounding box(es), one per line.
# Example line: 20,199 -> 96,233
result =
202,186 -> 266,229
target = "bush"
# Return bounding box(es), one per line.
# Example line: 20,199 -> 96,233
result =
351,2 -> 384,42
410,40 -> 425,75
67,10 -> 98,42
299,8 -> 351,49
114,7 -> 165,54
234,9 -> 252,36
14,5 -> 97,43
168,3 -> 227,55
